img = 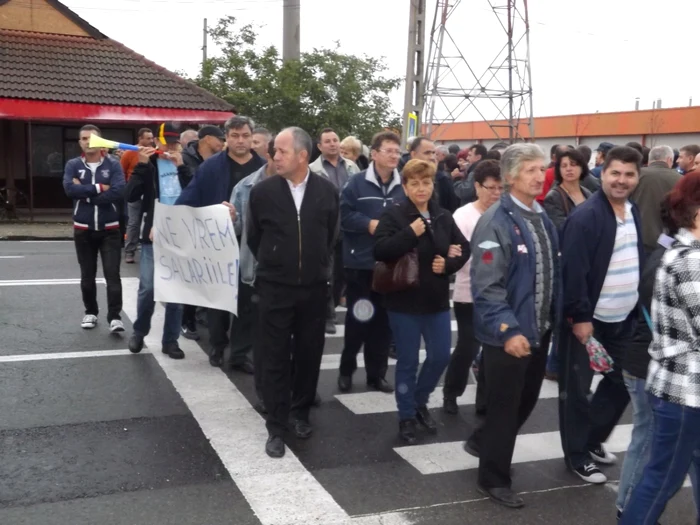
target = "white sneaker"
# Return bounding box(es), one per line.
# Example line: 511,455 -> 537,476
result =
589,445 -> 618,465
81,314 -> 98,329
574,463 -> 607,484
110,319 -> 125,333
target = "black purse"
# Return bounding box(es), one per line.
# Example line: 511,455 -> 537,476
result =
371,249 -> 420,294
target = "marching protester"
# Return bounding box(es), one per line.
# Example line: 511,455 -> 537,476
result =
247,127 -> 339,458
309,127 -> 360,334
63,124 -> 126,332
453,144 -> 487,205
408,136 -> 460,212
120,128 -> 153,264
251,127 -> 272,159
373,159 -> 469,445
177,116 -> 264,371
442,159 -> 503,415
340,136 -> 369,171
126,123 -> 193,358
619,173 -> 700,524
676,144 -> 700,175
591,142 -> 615,178
631,145 -> 681,256
543,148 -> 593,230
179,124 -> 227,340
337,131 -> 404,394
558,146 -> 644,484
466,144 -> 559,509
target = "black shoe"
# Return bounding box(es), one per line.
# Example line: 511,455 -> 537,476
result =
325,319 -> 337,335
209,348 -> 223,367
443,397 -> 459,414
254,400 -> 267,414
128,334 -> 144,354
463,437 -> 480,457
338,374 -> 352,392
477,485 -> 524,509
313,392 -> 322,407
292,419 -> 313,439
162,342 -> 184,359
399,419 -> 417,445
265,435 -> 285,458
180,324 -> 200,341
367,378 -> 394,393
232,359 -> 254,375
415,405 -> 437,434
389,344 -> 398,360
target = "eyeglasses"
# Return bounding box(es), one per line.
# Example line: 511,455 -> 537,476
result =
481,184 -> 504,193
379,149 -> 402,157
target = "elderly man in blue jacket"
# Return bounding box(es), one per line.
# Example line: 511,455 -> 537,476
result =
336,131 -> 406,394
558,146 -> 644,487
467,143 -> 560,509
176,115 -> 264,371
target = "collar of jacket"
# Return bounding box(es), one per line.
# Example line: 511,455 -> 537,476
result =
500,192 -> 544,214
674,228 -> 700,249
401,195 -> 444,220
365,162 -> 401,192
591,187 -> 625,219
648,160 -> 670,169
244,165 -> 269,188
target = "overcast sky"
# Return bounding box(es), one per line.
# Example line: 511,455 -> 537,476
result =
63,0 -> 700,123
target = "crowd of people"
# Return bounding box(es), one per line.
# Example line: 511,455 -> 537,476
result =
62,118 -> 700,522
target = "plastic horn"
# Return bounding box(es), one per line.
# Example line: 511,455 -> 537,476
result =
88,134 -> 139,151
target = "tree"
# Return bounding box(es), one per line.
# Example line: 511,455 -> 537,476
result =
192,17 -> 402,144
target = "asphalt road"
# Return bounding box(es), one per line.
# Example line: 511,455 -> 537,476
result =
0,240 -> 696,525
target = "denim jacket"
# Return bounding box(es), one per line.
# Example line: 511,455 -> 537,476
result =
231,165 -> 268,286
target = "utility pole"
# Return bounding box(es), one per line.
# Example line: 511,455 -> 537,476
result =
402,0 -> 426,147
283,0 -> 301,62
202,18 -> 208,65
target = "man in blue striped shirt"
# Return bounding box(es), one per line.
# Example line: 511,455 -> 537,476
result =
558,146 -> 645,485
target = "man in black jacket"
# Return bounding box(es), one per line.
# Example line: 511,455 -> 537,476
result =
247,127 -> 339,459
408,136 -> 460,212
179,125 -> 225,341
125,123 -> 192,359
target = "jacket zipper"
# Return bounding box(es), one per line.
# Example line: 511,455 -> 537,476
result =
89,160 -> 99,230
297,213 -> 302,284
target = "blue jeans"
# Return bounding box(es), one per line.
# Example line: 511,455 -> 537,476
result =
388,310 -> 452,421
620,395 -> 700,524
132,244 -> 183,345
616,374 -> 654,511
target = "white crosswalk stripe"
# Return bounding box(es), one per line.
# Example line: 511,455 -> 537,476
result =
325,319 -> 458,338
394,424 -> 634,475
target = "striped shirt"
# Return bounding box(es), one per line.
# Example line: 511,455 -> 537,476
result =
593,201 -> 639,323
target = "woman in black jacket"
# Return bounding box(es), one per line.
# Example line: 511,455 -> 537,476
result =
373,159 -> 469,444
543,148 -> 592,230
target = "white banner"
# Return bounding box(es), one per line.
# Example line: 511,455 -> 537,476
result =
153,201 -> 239,315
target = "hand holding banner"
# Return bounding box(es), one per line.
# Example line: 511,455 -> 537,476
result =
153,201 -> 239,315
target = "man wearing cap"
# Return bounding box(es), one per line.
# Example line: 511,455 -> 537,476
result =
591,142 -> 614,178
177,115 -> 265,372
179,125 -> 226,340
126,123 -> 192,359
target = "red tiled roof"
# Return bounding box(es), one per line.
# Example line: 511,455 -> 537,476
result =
0,28 -> 234,112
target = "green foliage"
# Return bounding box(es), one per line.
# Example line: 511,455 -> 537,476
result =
193,16 -> 401,144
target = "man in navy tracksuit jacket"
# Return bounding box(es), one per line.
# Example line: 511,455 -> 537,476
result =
63,125 -> 125,333
336,131 -> 406,394
558,146 -> 644,485
176,116 -> 264,371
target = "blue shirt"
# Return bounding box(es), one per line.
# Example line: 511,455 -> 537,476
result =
157,158 -> 182,205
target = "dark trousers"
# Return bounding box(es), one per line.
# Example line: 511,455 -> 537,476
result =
443,302 -> 481,400
558,316 -> 633,470
326,241 -> 345,320
74,229 -> 122,321
207,281 -> 254,365
257,280 -> 327,436
182,304 -> 197,329
339,268 -> 391,382
471,331 -> 552,489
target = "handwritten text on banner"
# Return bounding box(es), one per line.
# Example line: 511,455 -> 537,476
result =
153,201 -> 239,315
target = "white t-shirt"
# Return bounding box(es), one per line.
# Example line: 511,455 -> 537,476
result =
452,202 -> 483,303
86,162 -> 100,179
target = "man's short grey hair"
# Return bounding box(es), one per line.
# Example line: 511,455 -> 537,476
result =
436,145 -> 449,155
649,145 -> 674,163
253,127 -> 272,139
180,129 -> 197,144
282,126 -> 313,161
225,115 -> 255,134
406,136 -> 417,149
500,143 -> 546,180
